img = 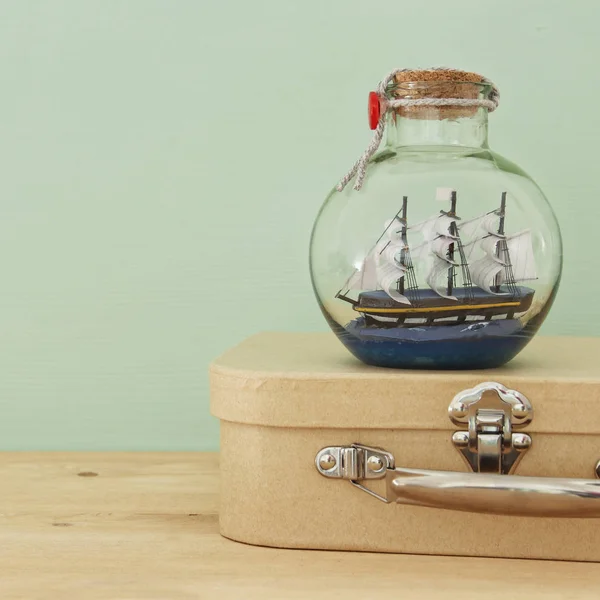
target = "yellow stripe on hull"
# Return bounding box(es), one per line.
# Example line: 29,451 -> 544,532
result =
354,301 -> 521,315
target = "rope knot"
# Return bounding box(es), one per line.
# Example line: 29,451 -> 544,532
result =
336,67 -> 500,192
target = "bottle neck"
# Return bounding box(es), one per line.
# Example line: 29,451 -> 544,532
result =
386,107 -> 489,150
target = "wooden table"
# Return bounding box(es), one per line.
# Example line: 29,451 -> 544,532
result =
2,453 -> 600,599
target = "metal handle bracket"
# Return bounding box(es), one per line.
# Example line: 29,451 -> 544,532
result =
316,444 -> 394,481
314,382 -> 600,518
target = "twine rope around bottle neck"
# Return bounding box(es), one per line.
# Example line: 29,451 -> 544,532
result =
337,68 -> 500,192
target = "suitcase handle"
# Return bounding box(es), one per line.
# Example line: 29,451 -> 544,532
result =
386,467 -> 600,517
316,445 -> 600,517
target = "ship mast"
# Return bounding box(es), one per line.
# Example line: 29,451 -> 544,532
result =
493,192 -> 507,293
493,192 -> 518,296
446,191 -> 457,296
398,196 -> 408,295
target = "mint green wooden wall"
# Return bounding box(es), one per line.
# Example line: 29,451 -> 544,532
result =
0,0 -> 596,449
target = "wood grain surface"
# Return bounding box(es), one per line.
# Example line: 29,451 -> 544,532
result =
1,452 -> 600,599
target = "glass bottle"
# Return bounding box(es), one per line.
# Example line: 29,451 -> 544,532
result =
309,69 -> 562,369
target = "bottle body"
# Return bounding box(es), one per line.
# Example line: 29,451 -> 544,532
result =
310,140 -> 562,369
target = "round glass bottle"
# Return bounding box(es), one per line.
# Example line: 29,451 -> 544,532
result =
310,69 -> 562,369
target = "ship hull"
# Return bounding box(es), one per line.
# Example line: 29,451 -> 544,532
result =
353,285 -> 534,324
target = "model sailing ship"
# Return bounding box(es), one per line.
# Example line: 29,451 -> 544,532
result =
337,190 -> 537,329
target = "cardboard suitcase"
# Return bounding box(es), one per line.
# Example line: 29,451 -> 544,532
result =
210,332 -> 600,561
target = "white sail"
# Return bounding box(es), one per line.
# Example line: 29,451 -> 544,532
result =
375,223 -> 412,303
344,217 -> 406,293
425,255 -> 457,301
411,213 -> 457,241
383,217 -> 404,243
468,232 -> 509,293
462,232 -> 506,264
430,235 -> 457,261
376,259 -> 411,304
345,249 -> 378,291
345,212 -> 413,304
482,213 -> 501,236
469,256 -> 506,294
479,234 -> 506,262
412,210 -> 460,301
458,212 -> 499,241
379,240 -> 406,266
501,229 -> 537,283
435,214 -> 458,238
468,229 -> 536,291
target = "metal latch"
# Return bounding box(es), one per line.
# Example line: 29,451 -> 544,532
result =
316,382 -> 534,482
316,444 -> 394,480
315,444 -> 396,503
448,381 -> 533,474
314,382 -> 600,517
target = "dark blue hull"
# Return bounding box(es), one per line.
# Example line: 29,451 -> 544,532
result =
353,286 -> 535,322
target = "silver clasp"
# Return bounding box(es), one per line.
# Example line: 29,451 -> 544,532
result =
315,444 -> 395,480
316,444 -> 395,503
448,381 -> 533,474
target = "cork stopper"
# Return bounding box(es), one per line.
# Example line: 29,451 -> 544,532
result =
392,69 -> 489,120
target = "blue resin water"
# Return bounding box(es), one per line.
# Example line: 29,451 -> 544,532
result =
337,317 -> 533,369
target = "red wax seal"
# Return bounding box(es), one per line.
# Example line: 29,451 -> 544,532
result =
368,91 -> 380,130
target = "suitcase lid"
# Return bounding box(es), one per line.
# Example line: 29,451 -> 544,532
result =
209,332 -> 600,434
